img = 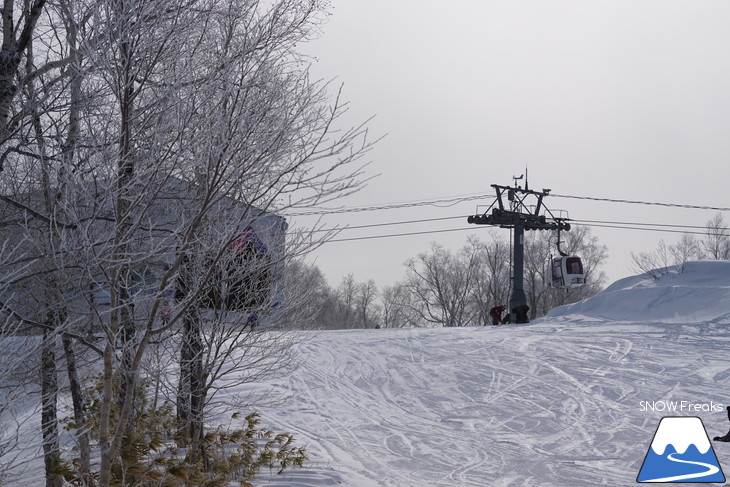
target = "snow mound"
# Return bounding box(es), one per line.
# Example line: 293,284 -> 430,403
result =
547,260 -> 730,323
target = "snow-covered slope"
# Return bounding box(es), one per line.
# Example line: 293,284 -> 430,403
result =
249,320 -> 730,486
246,262 -> 730,486
548,260 -> 730,324
8,262 -> 730,486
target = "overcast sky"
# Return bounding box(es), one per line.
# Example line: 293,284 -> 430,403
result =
288,0 -> 730,290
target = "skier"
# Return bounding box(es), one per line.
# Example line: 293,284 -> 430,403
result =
489,305 -> 505,326
714,406 -> 730,442
512,304 -> 530,324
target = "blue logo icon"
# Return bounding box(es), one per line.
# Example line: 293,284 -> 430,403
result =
637,416 -> 725,483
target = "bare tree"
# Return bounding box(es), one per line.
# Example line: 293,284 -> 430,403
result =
282,258 -> 332,329
0,0 -> 48,145
701,213 -> 730,260
336,274 -> 358,328
630,214 -> 730,281
356,279 -> 379,328
0,1 -> 96,483
404,241 -> 479,327
630,233 -> 705,279
671,233 -> 702,272
380,282 -> 419,328
468,233 -> 511,325
0,0 -> 374,484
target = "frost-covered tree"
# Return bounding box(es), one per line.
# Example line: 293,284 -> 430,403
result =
0,0 -> 373,484
0,0 -> 48,144
631,214 -> 730,281
404,241 -> 480,327
701,213 -> 730,260
468,233 -> 511,325
336,273 -> 358,328
631,236 -> 700,279
282,258 -> 332,329
380,282 -> 419,328
356,279 -> 380,328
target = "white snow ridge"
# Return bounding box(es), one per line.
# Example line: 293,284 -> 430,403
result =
650,417 -> 711,455
547,260 -> 730,323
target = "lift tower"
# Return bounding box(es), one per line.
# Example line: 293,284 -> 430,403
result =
467,182 -> 570,323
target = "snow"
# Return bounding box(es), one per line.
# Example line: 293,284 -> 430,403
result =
547,260 -> 730,324
247,322 -> 730,486
7,261 -> 730,486
248,261 -> 730,486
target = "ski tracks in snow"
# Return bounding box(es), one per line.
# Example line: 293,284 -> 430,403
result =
251,323 -> 730,486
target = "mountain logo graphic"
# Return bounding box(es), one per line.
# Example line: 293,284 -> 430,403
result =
637,416 -> 725,483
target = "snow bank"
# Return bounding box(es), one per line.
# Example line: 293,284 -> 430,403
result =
547,260 -> 730,323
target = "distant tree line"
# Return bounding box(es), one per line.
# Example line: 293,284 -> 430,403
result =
631,213 -> 730,279
289,226 -> 608,328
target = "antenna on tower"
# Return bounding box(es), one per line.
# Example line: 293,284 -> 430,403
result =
525,166 -> 529,191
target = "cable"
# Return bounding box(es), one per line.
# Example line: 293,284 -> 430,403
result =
551,193 -> 730,212
284,188 -> 730,243
571,219 -> 708,230
307,214 -> 722,236
326,226 -> 474,242
570,219 -> 730,232
286,193 -> 490,216
571,222 -> 730,238
288,190 -> 730,218
307,215 -> 467,233
316,218 -> 730,244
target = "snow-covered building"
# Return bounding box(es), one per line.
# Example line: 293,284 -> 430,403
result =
0,177 -> 288,333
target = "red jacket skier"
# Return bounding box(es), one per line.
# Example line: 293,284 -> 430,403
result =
489,305 -> 505,326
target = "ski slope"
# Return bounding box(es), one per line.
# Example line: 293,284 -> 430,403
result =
7,262 -> 730,486
251,261 -> 730,486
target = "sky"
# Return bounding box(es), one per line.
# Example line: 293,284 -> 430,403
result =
288,0 -> 730,290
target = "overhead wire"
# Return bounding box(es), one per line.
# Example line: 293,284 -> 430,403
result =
309,218 -> 730,244
322,223 -> 730,244
327,227 -> 473,242
550,193 -> 730,212
286,192 -> 490,216
570,219 -> 709,230
287,190 -> 730,243
571,222 -> 730,238
307,215 -> 466,233
287,190 -> 730,217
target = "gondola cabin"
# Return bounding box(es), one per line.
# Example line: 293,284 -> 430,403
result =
551,256 -> 585,289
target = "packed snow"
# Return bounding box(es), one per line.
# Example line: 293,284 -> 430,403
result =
250,261 -> 730,486
7,261 -> 730,486
547,260 -> 730,324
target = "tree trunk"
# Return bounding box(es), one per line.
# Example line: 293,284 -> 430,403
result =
177,310 -> 193,434
62,334 -> 93,487
41,330 -> 62,487
179,309 -> 207,474
0,0 -> 47,145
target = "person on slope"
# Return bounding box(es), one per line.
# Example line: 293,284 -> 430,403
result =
489,305 -> 505,326
714,406 -> 730,442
